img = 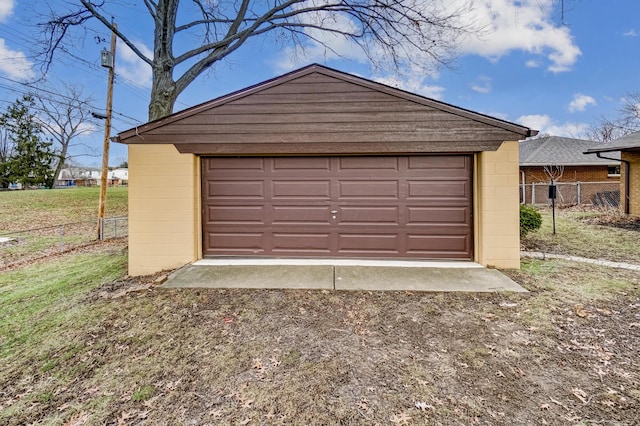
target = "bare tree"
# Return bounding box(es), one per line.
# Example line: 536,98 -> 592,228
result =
32,84 -> 97,187
587,93 -> 640,143
543,164 -> 564,182
40,0 -> 477,121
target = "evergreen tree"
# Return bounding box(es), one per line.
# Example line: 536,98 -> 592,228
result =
0,96 -> 55,189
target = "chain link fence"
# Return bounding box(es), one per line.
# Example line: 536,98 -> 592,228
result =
520,181 -> 620,207
0,216 -> 128,269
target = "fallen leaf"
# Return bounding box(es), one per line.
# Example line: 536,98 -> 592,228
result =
390,412 -> 412,424
84,387 -> 100,395
239,417 -> 251,425
209,408 -> 223,417
496,370 -> 506,378
118,411 -> 135,426
242,399 -> 254,409
540,403 -> 550,410
64,411 -> 90,426
572,388 -> 589,404
574,304 -> 589,318
415,401 -> 429,411
57,402 -> 71,411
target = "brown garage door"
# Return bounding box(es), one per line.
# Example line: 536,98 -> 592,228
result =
202,156 -> 472,259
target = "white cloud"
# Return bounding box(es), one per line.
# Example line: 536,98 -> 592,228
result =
623,29 -> 638,37
516,114 -> 589,137
271,0 -> 580,81
0,0 -> 14,22
456,0 -> 581,72
470,75 -> 492,94
117,40 -> 152,88
374,75 -> 445,100
0,38 -> 34,80
568,93 -> 596,113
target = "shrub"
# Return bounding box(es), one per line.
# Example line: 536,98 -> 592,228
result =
520,204 -> 542,237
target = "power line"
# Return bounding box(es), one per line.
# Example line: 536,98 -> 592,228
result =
0,75 -> 145,126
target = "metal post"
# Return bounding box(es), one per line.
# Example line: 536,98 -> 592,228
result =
550,180 -> 557,235
577,181 -> 581,205
97,23 -> 117,238
532,183 -> 536,205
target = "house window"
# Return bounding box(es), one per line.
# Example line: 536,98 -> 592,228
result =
608,165 -> 621,177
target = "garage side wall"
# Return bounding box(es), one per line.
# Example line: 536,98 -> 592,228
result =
475,141 -> 520,269
128,144 -> 199,276
622,151 -> 640,216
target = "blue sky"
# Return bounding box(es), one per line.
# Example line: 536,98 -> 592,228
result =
0,0 -> 639,166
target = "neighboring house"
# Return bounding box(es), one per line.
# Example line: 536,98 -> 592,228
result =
107,168 -> 128,186
114,64 -> 536,276
519,136 -> 621,205
56,167 -> 101,187
585,131 -> 640,215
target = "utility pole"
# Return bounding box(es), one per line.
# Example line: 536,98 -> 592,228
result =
97,22 -> 117,239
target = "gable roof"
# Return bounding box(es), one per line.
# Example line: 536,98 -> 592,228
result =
584,131 -> 640,154
115,64 -> 536,155
520,136 -> 620,166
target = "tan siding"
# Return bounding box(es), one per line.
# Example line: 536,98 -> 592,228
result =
128,144 -> 199,276
622,151 -> 640,215
475,141 -> 520,269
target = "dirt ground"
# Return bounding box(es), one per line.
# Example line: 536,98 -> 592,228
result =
1,243 -> 639,425
2,211 -> 640,425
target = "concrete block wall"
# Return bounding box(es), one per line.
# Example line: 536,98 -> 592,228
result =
475,141 -> 520,269
128,144 -> 199,276
622,151 -> 640,216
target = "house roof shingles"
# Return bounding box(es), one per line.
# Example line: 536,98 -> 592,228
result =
520,136 -> 620,166
585,131 -> 640,154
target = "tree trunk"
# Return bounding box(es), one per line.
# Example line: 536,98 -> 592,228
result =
148,64 -> 177,121
50,143 -> 68,188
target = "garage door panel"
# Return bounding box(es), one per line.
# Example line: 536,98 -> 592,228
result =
272,180 -> 331,199
272,233 -> 332,253
208,206 -> 265,224
202,156 -> 472,259
339,206 -> 399,224
273,157 -> 331,170
337,234 -> 400,254
338,181 -> 399,198
407,207 -> 469,224
338,156 -> 399,170
407,235 -> 470,256
208,181 -> 264,198
207,232 -> 264,252
272,206 -> 331,224
408,156 -> 468,170
407,181 -> 469,198
206,157 -> 265,170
